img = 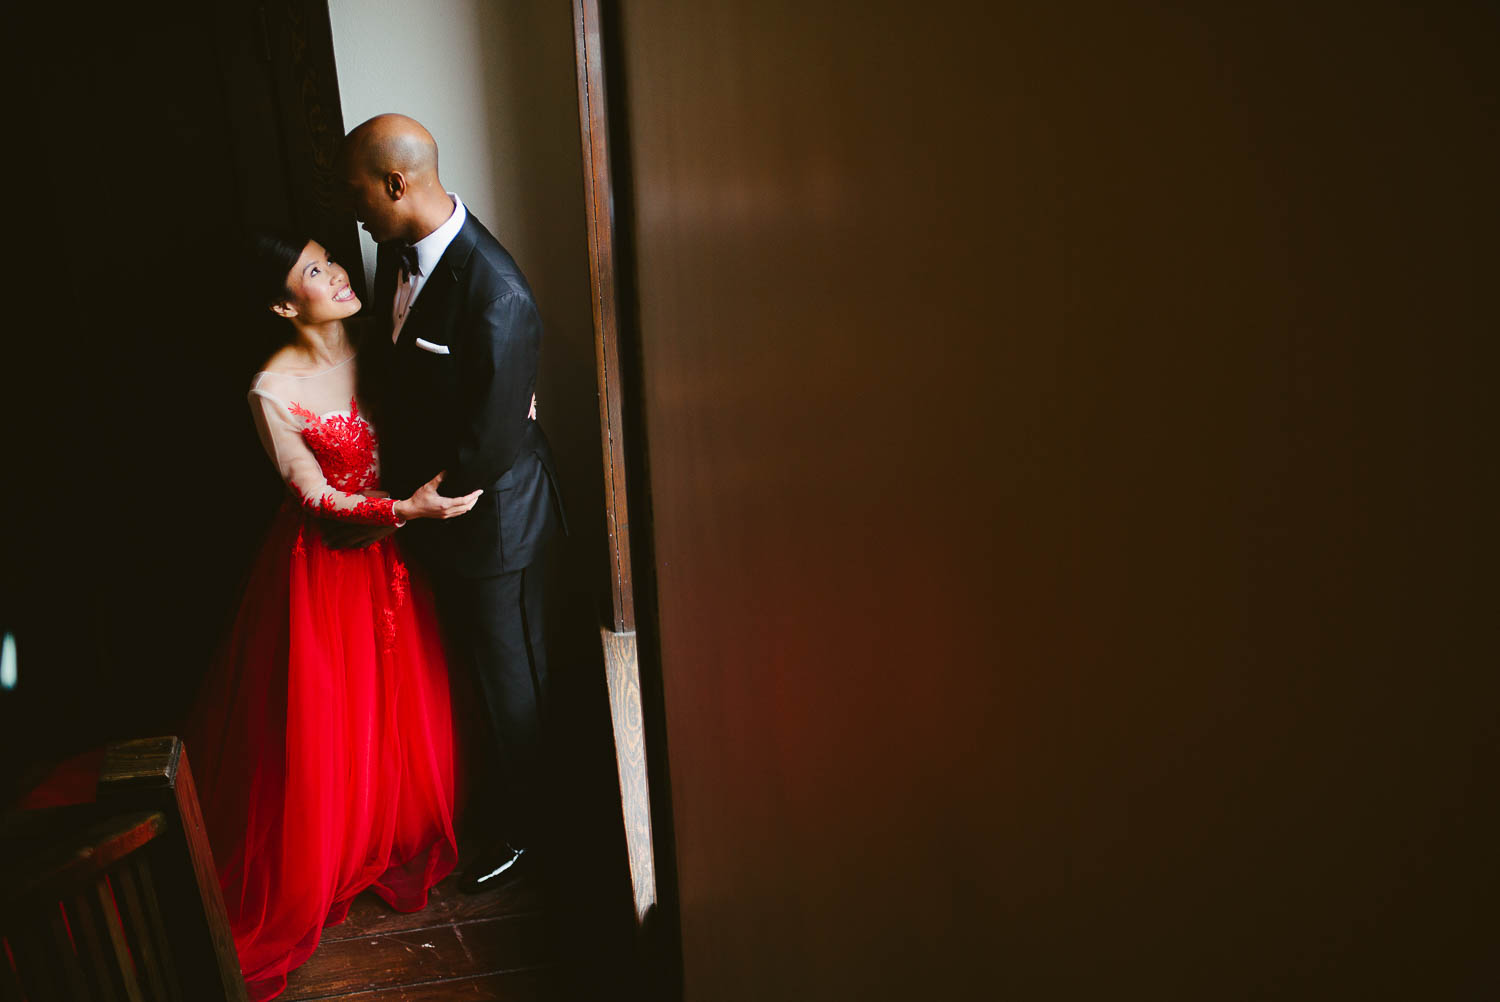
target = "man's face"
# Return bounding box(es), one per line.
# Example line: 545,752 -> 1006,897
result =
341,163 -> 401,243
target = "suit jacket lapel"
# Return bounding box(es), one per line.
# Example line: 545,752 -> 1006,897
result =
396,215 -> 481,348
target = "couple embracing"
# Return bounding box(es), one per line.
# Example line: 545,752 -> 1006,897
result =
183,113 -> 566,1002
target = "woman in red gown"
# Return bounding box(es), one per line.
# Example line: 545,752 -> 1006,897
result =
183,232 -> 479,1001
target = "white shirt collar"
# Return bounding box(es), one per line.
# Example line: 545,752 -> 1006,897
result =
410,192 -> 467,279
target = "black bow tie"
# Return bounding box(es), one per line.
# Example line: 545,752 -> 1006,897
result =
398,244 -> 422,281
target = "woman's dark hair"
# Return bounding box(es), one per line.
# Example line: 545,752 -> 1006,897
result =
244,228 -> 312,315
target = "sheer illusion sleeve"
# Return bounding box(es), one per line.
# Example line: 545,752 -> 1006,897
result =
248,386 -> 403,526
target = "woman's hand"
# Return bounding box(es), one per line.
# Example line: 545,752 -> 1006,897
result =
394,471 -> 482,521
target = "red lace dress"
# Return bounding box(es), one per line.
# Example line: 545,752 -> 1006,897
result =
183,358 -> 458,1002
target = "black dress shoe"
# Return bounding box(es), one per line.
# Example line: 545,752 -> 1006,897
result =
458,840 -> 530,894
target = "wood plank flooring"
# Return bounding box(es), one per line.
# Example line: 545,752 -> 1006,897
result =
280,859 -> 568,1001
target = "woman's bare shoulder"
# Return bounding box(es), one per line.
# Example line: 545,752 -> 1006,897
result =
259,344 -> 313,376
258,344 -> 297,373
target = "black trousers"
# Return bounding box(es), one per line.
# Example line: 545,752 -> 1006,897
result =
429,553 -> 550,849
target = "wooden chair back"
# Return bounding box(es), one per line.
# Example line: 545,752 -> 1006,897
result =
1,737 -> 246,1001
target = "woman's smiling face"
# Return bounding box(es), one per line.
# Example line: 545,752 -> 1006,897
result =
275,240 -> 360,323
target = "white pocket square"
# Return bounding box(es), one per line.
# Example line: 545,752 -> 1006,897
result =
414,338 -> 451,355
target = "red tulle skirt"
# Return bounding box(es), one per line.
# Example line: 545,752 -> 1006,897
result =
183,503 -> 459,1001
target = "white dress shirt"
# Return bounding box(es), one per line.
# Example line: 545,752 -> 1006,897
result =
392,192 -> 468,341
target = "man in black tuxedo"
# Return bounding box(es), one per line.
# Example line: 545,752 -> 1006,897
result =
338,113 -> 565,892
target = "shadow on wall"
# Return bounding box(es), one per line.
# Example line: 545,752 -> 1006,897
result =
476,1 -> 640,981
473,1 -> 614,757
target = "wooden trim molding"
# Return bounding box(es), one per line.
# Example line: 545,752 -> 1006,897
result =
573,0 -> 636,635
572,0 -> 657,927
600,627 -> 656,924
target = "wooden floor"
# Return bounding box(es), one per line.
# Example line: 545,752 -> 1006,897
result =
281,833 -> 633,1002
281,860 -> 563,1002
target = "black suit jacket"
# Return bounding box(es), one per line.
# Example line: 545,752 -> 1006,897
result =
370,209 -> 565,577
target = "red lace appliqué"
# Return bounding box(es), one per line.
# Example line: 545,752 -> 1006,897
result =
376,552 -> 411,654
286,397 -> 400,526
390,559 -> 410,606
378,608 -> 399,653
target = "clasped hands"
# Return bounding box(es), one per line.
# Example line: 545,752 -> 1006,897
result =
323,393 -> 535,549
319,470 -> 482,550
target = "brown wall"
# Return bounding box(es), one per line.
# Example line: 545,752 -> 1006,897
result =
611,2 -> 1494,997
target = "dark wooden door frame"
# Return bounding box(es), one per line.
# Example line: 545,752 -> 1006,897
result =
571,0 -> 650,908
571,3 -> 680,990
573,1 -> 636,638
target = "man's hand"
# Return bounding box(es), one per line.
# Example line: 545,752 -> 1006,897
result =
319,489 -> 400,549
397,471 -> 483,520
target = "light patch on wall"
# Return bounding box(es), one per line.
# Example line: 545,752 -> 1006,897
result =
1,632 -> 16,690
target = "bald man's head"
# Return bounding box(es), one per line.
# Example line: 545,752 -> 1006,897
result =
343,113 -> 439,181
338,113 -> 451,244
